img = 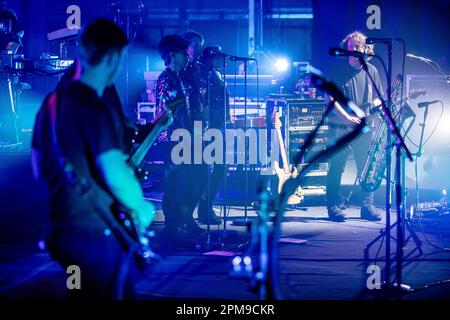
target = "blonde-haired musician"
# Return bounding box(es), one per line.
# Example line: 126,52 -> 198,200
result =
326,31 -> 383,222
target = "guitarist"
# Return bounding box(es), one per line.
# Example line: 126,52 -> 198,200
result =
31,19 -> 155,299
326,31 -> 383,222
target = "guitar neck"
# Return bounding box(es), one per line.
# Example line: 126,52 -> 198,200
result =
128,123 -> 163,169
276,126 -> 290,174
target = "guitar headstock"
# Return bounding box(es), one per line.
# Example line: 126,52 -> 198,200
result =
409,89 -> 427,100
274,112 -> 282,129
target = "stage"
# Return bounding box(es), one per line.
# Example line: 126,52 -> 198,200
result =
1,205 -> 449,300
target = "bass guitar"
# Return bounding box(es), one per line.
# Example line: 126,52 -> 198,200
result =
273,112 -> 304,205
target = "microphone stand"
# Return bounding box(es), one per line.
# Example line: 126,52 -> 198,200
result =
359,56 -> 414,298
232,58 -> 251,227
221,57 -> 229,236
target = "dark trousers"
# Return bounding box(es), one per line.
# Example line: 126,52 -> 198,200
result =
326,134 -> 374,208
198,163 -> 224,216
46,224 -> 136,300
162,164 -> 206,230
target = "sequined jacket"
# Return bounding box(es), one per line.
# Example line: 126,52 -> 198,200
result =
155,68 -> 191,134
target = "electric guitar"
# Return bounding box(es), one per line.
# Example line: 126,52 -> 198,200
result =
273,112 -> 304,205
111,92 -> 183,266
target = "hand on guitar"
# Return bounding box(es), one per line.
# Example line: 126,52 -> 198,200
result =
346,115 -> 362,124
135,200 -> 156,229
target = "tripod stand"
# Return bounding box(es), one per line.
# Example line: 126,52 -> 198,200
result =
359,47 -> 417,297
364,109 -> 424,262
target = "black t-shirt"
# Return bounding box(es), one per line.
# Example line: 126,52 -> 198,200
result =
32,81 -> 123,227
331,61 -> 384,115
328,61 -> 384,134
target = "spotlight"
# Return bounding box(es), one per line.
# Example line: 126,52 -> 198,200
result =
442,189 -> 447,196
274,58 -> 290,73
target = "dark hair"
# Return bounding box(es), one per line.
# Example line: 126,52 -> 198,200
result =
80,19 -> 128,66
180,30 -> 204,46
158,34 -> 187,66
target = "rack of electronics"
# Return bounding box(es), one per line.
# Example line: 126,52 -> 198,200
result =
136,70 -> 329,204
265,94 -> 328,204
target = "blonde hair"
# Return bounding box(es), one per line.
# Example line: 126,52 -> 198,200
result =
340,31 -> 374,58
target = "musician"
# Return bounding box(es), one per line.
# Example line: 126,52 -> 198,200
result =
179,30 -> 226,226
0,1 -> 24,53
197,46 -> 230,224
32,19 -> 155,299
156,34 -> 205,244
326,31 -> 383,222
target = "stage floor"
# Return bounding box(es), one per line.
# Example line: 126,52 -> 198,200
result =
1,206 -> 450,300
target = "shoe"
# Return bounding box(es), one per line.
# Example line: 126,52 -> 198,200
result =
185,222 -> 206,236
327,205 -> 347,222
198,209 -> 222,225
160,225 -> 203,245
361,206 -> 381,221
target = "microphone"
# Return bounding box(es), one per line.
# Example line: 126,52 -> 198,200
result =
228,56 -> 257,62
329,47 -> 372,59
418,100 -> 440,108
406,53 -> 433,63
366,38 -> 401,44
207,49 -> 256,61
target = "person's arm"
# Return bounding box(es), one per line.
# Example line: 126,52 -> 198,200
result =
82,100 -> 154,229
326,94 -> 361,124
96,149 -> 154,229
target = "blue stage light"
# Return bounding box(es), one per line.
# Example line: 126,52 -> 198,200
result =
274,58 -> 290,73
